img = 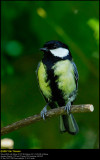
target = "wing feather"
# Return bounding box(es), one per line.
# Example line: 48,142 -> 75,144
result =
71,61 -> 79,90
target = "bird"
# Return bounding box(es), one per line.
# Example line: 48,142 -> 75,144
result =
37,40 -> 79,135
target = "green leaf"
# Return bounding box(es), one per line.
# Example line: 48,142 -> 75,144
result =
87,18 -> 99,44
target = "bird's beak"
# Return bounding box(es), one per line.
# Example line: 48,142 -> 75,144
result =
40,48 -> 48,52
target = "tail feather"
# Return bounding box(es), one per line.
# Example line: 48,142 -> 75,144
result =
60,114 -> 79,135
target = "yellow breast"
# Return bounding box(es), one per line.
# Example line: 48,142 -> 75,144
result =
37,61 -> 52,100
52,60 -> 76,100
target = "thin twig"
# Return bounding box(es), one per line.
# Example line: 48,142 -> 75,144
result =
1,104 -> 94,136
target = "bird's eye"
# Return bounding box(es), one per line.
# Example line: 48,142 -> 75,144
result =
53,45 -> 57,49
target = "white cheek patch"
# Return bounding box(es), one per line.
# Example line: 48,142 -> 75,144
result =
50,48 -> 69,58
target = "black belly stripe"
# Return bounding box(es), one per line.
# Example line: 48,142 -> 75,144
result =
42,55 -> 66,107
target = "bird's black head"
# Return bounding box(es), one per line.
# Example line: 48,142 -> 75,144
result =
40,40 -> 72,60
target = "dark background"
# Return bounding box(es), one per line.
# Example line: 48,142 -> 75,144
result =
1,1 -> 99,149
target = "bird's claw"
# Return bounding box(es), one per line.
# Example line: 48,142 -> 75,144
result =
41,106 -> 47,120
65,101 -> 71,115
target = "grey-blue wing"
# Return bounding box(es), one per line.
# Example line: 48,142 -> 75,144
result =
36,61 -> 40,77
71,61 -> 79,90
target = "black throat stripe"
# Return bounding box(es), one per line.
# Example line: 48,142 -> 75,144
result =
42,54 -> 66,107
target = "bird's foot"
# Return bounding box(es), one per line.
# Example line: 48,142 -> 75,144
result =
41,104 -> 48,120
65,101 -> 71,115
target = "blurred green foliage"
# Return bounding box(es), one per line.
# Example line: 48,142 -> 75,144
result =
1,1 -> 99,149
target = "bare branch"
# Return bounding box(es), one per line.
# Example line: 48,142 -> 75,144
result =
1,104 -> 94,136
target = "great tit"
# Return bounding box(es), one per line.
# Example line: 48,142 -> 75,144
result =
37,40 -> 79,135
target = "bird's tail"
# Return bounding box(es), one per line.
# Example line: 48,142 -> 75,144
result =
59,114 -> 79,135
